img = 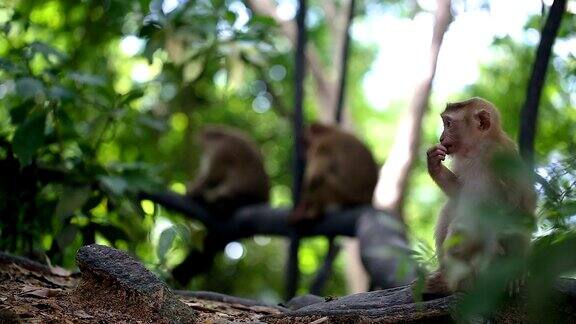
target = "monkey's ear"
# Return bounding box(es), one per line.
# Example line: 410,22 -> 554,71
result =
475,109 -> 491,131
305,123 -> 332,148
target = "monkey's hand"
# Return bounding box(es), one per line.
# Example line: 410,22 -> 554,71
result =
427,145 -> 461,197
411,270 -> 452,301
289,201 -> 322,226
427,144 -> 448,178
289,202 -> 306,225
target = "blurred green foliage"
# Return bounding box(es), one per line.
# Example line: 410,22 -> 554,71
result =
0,0 -> 575,315
0,0 -> 351,301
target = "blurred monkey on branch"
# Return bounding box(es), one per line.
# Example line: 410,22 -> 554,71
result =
290,123 -> 379,224
187,126 -> 270,218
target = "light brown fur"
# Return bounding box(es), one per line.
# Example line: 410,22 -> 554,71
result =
425,97 -> 536,293
290,123 -> 379,223
187,125 -> 270,217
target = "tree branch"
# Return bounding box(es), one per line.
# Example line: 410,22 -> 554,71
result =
174,290 -> 288,311
335,0 -> 356,124
266,278 -> 576,322
140,190 -> 368,238
309,237 -> 341,295
373,0 -> 452,218
320,1 -> 340,36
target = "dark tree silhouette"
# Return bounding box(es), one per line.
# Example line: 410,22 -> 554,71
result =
286,0 -> 308,299
310,0 -> 358,296
335,0 -> 356,124
518,0 -> 567,168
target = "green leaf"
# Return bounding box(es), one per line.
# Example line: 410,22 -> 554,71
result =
139,22 -> 163,38
182,59 -> 205,82
54,186 -> 91,220
12,111 -> 46,166
2,22 -> 11,34
81,192 -> 104,213
15,77 -> 44,99
48,86 -> 75,101
98,176 -> 129,195
29,41 -> 67,62
67,72 -> 106,86
0,58 -> 22,73
120,89 -> 145,106
250,16 -> 276,27
225,10 -> 237,25
93,223 -> 128,242
157,227 -> 177,262
137,115 -> 167,131
106,163 -> 162,192
174,224 -> 192,243
9,101 -> 33,125
559,201 -> 576,218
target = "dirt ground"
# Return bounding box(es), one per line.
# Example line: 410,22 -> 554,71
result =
0,255 -> 282,323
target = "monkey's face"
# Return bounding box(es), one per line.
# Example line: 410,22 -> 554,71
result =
439,113 -> 462,155
440,108 -> 492,156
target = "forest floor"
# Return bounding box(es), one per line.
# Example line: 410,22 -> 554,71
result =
2,245 -> 574,323
0,252 -> 282,323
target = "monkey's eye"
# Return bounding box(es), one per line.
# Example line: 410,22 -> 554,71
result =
444,119 -> 452,128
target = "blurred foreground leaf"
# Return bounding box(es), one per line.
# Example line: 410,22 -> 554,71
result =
12,111 -> 46,166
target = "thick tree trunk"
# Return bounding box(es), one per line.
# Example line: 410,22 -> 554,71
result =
518,0 -> 566,168
373,0 -> 452,218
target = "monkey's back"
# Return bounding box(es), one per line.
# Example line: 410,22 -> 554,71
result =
316,130 -> 379,204
203,126 -> 270,202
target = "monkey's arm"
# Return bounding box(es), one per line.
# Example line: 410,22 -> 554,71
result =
187,158 -> 226,200
432,166 -> 461,197
427,145 -> 461,197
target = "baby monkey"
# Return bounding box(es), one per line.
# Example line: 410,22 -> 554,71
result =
290,123 -> 379,224
187,126 -> 270,218
426,97 -> 536,294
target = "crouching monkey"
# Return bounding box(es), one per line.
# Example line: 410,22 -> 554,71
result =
290,123 -> 379,224
187,126 -> 270,218
425,97 -> 536,295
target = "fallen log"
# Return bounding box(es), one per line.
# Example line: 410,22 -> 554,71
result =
266,278 -> 576,323
2,247 -> 576,323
